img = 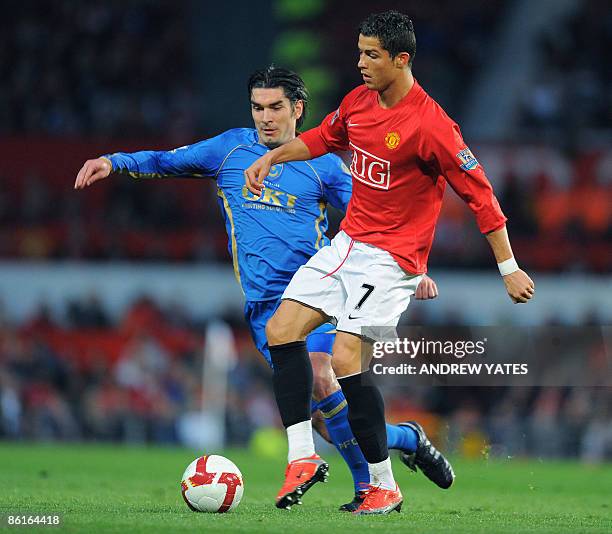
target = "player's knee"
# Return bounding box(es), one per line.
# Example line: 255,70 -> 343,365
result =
331,334 -> 363,378
265,313 -> 300,345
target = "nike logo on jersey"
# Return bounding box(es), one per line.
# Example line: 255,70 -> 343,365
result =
329,108 -> 340,126
347,120 -> 360,127
347,314 -> 362,320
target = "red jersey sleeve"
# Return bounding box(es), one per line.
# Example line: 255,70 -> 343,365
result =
420,111 -> 507,234
299,96 -> 350,158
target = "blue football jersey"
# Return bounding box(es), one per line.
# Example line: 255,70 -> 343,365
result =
105,128 -> 352,301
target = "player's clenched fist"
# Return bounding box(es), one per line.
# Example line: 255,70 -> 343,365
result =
415,274 -> 438,300
244,154 -> 273,197
74,157 -> 112,189
503,269 -> 534,304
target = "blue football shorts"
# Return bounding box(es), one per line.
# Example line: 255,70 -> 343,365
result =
244,298 -> 335,368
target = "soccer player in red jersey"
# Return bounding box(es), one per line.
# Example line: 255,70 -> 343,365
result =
245,11 -> 535,514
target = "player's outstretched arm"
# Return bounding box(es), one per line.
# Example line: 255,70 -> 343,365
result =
415,274 -> 438,300
244,137 -> 312,196
74,157 -> 113,189
75,133 -> 234,191
485,226 -> 534,304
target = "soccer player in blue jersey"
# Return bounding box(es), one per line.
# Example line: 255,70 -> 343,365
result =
74,66 -> 448,511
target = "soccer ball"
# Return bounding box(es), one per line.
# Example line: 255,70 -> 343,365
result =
180,455 -> 244,513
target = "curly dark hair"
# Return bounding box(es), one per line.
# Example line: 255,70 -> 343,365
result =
359,10 -> 416,66
247,66 -> 309,128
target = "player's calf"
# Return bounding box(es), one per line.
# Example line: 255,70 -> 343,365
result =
334,333 -> 390,462
310,352 -> 336,444
310,410 -> 331,443
310,351 -> 340,401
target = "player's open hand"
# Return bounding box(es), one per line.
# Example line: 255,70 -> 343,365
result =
244,154 -> 273,197
415,274 -> 438,300
503,269 -> 534,303
74,157 -> 112,189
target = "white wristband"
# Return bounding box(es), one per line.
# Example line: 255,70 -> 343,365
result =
498,257 -> 519,276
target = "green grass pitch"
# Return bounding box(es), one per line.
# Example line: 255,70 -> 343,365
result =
0,443 -> 610,533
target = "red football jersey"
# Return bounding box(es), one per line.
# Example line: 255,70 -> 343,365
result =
299,81 -> 507,274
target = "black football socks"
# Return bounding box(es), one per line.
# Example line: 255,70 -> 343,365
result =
269,341 -> 313,428
338,371 -> 388,463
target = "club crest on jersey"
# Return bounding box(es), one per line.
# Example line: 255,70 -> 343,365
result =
349,142 -> 391,190
456,148 -> 479,171
267,164 -> 283,179
384,131 -> 401,150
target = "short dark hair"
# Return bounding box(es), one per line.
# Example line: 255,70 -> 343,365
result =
359,10 -> 416,66
247,66 -> 309,128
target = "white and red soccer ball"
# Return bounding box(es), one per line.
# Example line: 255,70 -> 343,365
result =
181,455 -> 244,513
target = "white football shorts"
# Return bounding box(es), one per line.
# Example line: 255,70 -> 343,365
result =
282,231 -> 422,341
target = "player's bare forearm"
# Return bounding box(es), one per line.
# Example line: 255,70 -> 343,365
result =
244,138 -> 312,196
485,225 -> 535,304
485,226 -> 514,262
269,137 -> 312,165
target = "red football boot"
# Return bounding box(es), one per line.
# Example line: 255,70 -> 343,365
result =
275,454 -> 329,510
353,484 -> 403,515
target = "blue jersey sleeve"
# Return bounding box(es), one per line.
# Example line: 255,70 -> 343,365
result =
320,155 -> 352,211
104,130 -> 237,179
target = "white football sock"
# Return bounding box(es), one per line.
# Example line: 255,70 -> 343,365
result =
368,457 -> 396,490
286,420 -> 315,462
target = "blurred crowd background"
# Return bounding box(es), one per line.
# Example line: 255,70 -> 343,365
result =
1,0 -> 610,460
